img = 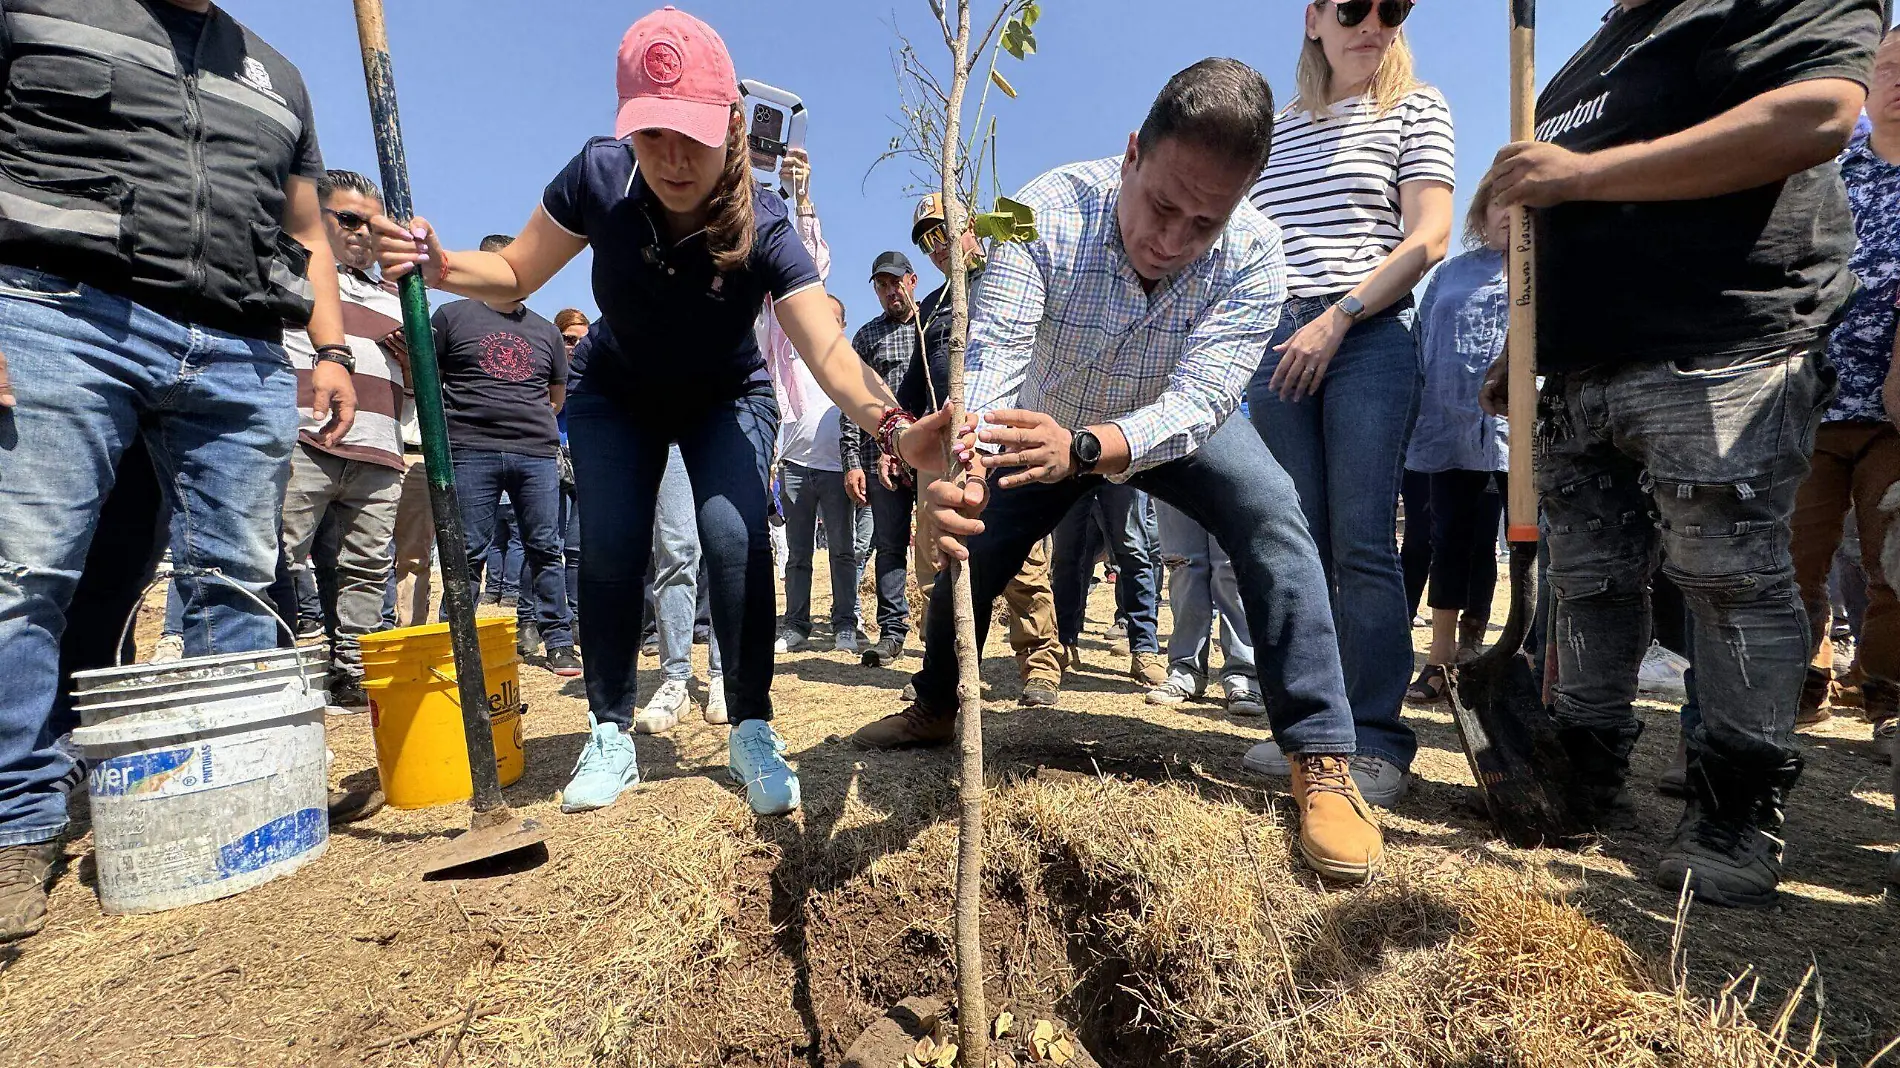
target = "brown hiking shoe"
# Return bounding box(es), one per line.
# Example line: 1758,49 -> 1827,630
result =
1130,652 -> 1167,687
1797,666 -> 1833,727
1290,755 -> 1383,884
0,840 -> 61,944
851,701 -> 956,750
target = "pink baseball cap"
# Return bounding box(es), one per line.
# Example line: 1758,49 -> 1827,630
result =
615,7 -> 740,147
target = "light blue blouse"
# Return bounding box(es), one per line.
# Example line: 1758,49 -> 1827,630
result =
1406,248 -> 1509,474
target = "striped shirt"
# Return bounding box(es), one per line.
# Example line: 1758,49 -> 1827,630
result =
285,267 -> 407,469
1250,87 -> 1455,298
964,156 -> 1288,479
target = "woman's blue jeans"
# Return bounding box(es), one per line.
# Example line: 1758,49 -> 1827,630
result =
1248,297 -> 1422,769
565,384 -> 777,728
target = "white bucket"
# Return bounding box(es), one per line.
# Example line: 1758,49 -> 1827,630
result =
70,672 -> 330,915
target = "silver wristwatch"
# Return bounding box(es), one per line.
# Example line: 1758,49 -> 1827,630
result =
1334,294 -> 1367,323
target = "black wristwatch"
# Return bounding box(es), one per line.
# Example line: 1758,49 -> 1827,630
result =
314,344 -> 356,373
1069,427 -> 1102,478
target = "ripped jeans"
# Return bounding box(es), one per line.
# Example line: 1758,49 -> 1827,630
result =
1538,344 -> 1830,767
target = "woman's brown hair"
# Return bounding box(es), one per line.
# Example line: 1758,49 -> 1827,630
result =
1462,172 -> 1499,251
705,106 -> 756,273
554,308 -> 589,332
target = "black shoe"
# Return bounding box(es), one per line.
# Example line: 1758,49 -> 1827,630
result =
479,591 -> 502,607
861,635 -> 905,667
327,787 -> 385,824
1654,747 -> 1800,910
1555,722 -> 1643,831
547,645 -> 583,678
328,676 -> 370,710
518,621 -> 543,658
295,617 -> 326,641
499,594 -> 520,610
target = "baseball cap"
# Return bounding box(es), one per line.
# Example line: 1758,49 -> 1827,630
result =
911,192 -> 955,243
870,251 -> 915,280
615,7 -> 740,148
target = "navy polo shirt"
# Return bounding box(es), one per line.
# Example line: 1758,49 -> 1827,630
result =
541,136 -> 821,399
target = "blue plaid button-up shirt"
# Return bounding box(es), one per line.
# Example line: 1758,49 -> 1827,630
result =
964,156 -> 1287,479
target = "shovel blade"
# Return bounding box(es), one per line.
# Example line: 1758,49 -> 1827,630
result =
420,810 -> 548,877
1447,543 -> 1588,848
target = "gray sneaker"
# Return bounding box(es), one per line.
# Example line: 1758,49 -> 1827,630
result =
774,629 -> 809,654
1224,679 -> 1266,718
1349,755 -> 1412,808
1243,739 -> 1292,777
833,628 -> 862,655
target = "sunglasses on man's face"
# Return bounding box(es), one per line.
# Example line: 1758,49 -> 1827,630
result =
916,223 -> 949,256
1329,0 -> 1414,29
326,208 -> 372,232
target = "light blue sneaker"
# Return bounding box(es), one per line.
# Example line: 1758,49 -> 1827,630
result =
560,719 -> 639,813
729,719 -> 801,815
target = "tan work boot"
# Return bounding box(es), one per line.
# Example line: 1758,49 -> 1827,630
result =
1797,666 -> 1833,727
850,701 -> 956,750
0,840 -> 61,944
1130,652 -> 1167,688
1290,754 -> 1384,884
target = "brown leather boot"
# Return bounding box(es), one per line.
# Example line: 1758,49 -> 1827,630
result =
1797,666 -> 1833,727
1290,754 -> 1384,884
1130,652 -> 1167,687
850,701 -> 956,750
0,840 -> 60,944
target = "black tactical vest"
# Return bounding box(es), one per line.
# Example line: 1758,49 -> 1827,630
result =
0,1 -> 316,342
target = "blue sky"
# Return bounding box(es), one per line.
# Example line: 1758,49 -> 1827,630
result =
222,3 -> 1661,326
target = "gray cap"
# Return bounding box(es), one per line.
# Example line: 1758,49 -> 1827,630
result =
869,250 -> 915,280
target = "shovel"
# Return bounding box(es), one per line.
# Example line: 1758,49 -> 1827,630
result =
351,0 -> 547,875
1446,0 -> 1586,848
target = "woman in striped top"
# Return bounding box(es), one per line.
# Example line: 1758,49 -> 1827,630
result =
1241,0 -> 1454,809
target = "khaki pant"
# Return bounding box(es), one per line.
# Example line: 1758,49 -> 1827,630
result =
391,453 -> 435,628
1792,421 -> 1900,686
916,504 -> 1064,686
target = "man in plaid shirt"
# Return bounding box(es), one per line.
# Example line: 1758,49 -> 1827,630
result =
854,59 -> 1383,884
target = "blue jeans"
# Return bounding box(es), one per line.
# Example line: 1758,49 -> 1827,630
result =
561,483 -> 581,623
912,416 -> 1356,755
449,451 -> 573,649
866,479 -> 912,639
1248,297 -> 1421,768
0,265 -> 295,846
482,497 -> 523,602
566,384 -> 778,728
1157,501 -> 1256,687
652,445 -> 724,681
780,461 -> 860,636
1052,484 -> 1161,651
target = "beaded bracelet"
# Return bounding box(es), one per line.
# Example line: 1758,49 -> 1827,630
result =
876,407 -> 918,488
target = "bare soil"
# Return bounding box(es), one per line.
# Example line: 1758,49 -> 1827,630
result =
0,558 -> 1894,1067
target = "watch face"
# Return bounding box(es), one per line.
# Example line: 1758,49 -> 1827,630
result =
1074,430 -> 1102,465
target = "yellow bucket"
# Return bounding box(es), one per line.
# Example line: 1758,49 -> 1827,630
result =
358,618 -> 525,810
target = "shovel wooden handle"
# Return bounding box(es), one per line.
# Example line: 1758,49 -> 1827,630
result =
1506,0 -> 1538,544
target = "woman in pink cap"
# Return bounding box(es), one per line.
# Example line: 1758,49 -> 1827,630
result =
373,6 -> 940,817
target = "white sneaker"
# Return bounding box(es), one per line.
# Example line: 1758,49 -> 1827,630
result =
1637,641 -> 1690,702
634,678 -> 689,735
1243,739 -> 1292,777
1145,672 -> 1202,706
1349,754 -> 1412,808
704,676 -> 729,725
151,633 -> 184,664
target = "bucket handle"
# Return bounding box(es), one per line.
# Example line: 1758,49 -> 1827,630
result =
115,565 -> 315,695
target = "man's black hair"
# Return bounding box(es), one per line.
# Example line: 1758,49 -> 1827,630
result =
478,234 -> 515,253
317,168 -> 381,205
1136,58 -> 1276,173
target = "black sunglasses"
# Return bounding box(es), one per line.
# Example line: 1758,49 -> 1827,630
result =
326,208 -> 371,232
1329,0 -> 1414,29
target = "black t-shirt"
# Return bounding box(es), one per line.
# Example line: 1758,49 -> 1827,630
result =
147,2 -> 207,67
540,137 -> 821,401
431,299 -> 568,458
1533,0 -> 1881,372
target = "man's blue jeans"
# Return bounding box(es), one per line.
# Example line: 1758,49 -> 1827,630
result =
779,461 -> 861,637
1156,501 -> 1257,688
1052,484 -> 1161,651
566,385 -> 778,728
653,445 -> 723,682
912,416 -> 1356,756
561,483 -> 581,621
482,496 -> 523,602
1248,297 -> 1422,769
865,479 -> 912,640
0,265 -> 295,847
450,451 -> 573,650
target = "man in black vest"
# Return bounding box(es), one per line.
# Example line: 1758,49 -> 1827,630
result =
0,0 -> 353,943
